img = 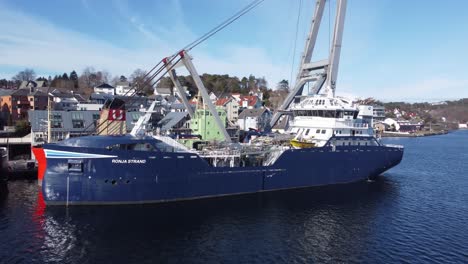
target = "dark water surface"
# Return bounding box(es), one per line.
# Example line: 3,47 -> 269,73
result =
1,130 -> 468,263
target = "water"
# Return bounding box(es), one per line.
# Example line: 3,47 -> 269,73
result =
1,131 -> 468,263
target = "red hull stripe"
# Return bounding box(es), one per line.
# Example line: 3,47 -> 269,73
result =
32,147 -> 47,181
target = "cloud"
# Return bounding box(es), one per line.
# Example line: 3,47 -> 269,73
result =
0,2 -> 289,86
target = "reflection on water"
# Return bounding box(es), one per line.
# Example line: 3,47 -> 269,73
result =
2,177 -> 396,264
1,131 -> 468,263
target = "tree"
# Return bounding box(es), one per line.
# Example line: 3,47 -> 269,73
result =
78,66 -> 96,89
99,70 -> 111,84
248,74 -> 256,90
257,77 -> 268,89
156,77 -> 173,89
119,75 -> 127,82
277,79 -> 289,92
70,70 -> 78,81
130,69 -> 153,95
70,70 -> 79,89
240,77 -> 248,90
62,73 -> 69,80
14,120 -> 31,137
13,69 -> 36,82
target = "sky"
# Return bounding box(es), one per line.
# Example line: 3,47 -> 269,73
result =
0,0 -> 467,102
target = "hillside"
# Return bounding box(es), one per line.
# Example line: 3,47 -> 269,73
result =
382,99 -> 468,123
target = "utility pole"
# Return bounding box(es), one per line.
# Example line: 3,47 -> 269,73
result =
47,86 -> 52,143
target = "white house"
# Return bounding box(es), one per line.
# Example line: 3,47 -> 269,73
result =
115,81 -> 135,96
209,92 -> 218,102
94,83 -> 115,95
237,108 -> 272,132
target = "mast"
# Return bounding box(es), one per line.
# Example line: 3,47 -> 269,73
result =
47,88 -> 52,143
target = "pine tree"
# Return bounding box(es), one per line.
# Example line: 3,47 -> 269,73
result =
70,70 -> 79,89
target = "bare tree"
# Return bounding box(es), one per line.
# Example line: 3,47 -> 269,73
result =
78,66 -> 96,89
99,70 -> 111,84
78,67 -> 112,90
13,68 -> 36,82
130,69 -> 153,95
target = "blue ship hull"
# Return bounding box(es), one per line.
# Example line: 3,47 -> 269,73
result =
37,136 -> 403,205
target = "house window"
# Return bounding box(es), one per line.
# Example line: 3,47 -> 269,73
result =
71,112 -> 84,128
52,114 -> 63,128
321,129 -> 326,134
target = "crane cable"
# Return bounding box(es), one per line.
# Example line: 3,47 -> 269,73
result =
91,56 -> 183,135
171,0 -> 266,58
290,0 -> 303,86
87,0 -> 266,136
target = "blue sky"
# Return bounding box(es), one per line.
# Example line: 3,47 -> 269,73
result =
0,0 -> 467,101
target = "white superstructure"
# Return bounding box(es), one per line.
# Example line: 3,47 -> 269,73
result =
289,95 -> 373,147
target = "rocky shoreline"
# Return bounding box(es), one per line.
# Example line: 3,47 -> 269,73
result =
382,130 -> 449,137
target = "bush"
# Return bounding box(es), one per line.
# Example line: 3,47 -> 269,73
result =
14,120 -> 31,136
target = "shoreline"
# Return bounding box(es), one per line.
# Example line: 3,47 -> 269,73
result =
381,130 -> 449,138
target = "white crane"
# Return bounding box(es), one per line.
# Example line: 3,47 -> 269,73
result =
270,0 -> 347,127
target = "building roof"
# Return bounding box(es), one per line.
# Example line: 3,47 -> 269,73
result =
11,89 -> 30,96
73,94 -> 87,102
35,87 -> 81,98
238,108 -> 269,119
27,90 -> 48,97
240,95 -> 259,107
158,111 -> 189,131
90,92 -> 113,101
95,83 -> 114,89
19,80 -> 47,89
215,97 -> 233,106
0,88 -> 14,96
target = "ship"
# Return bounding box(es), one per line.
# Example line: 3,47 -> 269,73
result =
32,0 -> 404,205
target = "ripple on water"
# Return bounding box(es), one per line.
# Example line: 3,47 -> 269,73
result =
1,131 -> 468,263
